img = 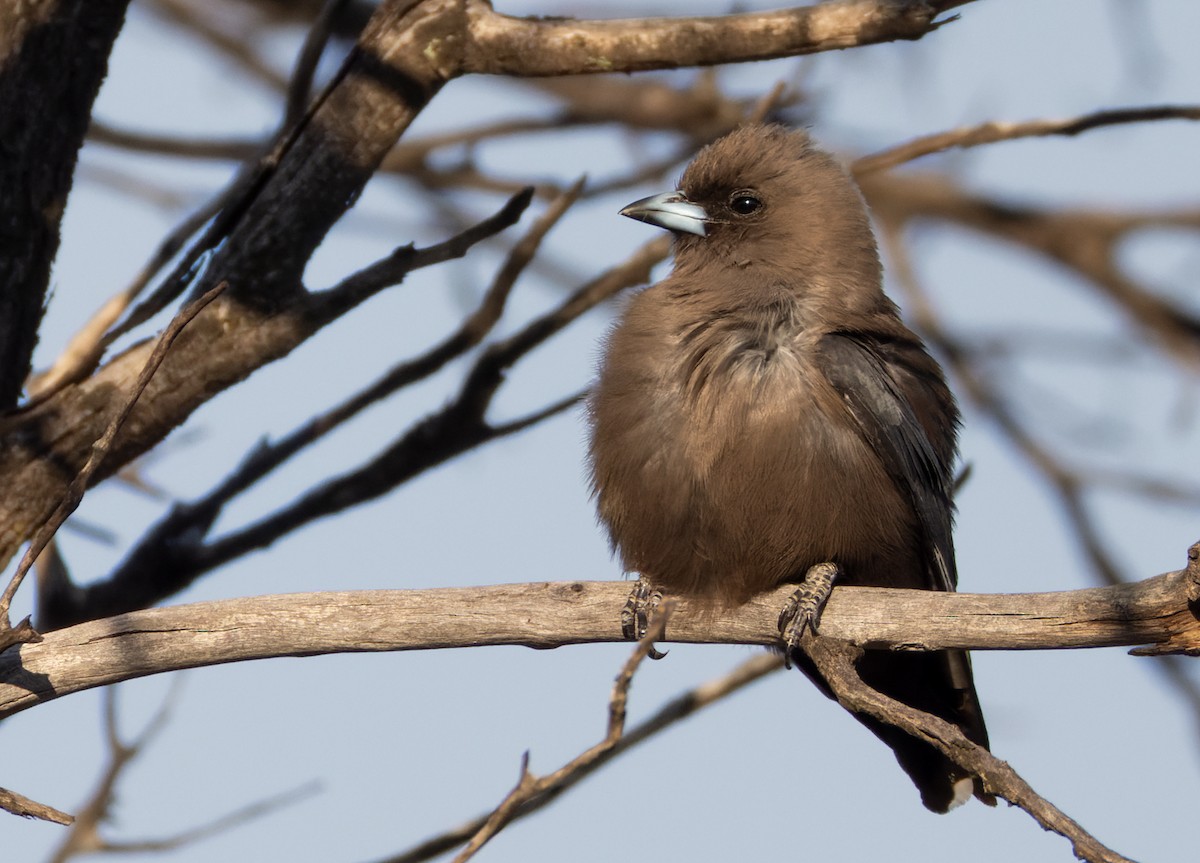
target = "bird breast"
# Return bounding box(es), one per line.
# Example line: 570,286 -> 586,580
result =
591,287 -> 914,607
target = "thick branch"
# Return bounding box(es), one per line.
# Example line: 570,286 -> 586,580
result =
462,0 -> 971,77
0,0 -> 131,409
2,570 -> 1196,719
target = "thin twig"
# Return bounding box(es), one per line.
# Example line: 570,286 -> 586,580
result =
0,283 -> 227,644
451,603 -> 675,862
375,653 -> 781,863
283,0 -> 349,128
307,186 -> 536,323
46,683 -> 319,862
854,104 -> 1200,175
24,194 -> 226,405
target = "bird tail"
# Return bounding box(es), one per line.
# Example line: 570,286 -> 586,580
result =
792,647 -> 994,813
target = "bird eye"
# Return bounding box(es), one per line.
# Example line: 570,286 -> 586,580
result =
728,193 -> 762,215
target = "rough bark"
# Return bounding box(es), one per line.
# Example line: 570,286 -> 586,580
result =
3,569 -> 1196,719
0,0 -> 131,409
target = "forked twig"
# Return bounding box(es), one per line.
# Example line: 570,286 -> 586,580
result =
451,602 -> 676,862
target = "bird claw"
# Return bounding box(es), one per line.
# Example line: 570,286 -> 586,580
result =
621,576 -> 667,659
778,562 -> 840,668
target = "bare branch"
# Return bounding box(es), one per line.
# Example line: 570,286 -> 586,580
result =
306,186 -> 535,323
452,604 -> 675,861
855,104 -> 1200,175
0,283 -> 226,646
284,0 -> 350,129
87,120 -> 261,161
46,684 -> 318,862
0,786 -> 72,825
378,653 -> 781,863
862,171 -> 1200,364
802,636 -> 1135,863
461,0 -> 972,77
4,566 -> 1198,720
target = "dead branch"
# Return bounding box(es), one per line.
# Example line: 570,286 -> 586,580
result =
855,104 -> 1200,175
0,786 -> 72,825
3,561 -> 1198,720
461,0 -> 972,77
0,283 -> 226,649
801,636 -> 1134,863
378,653 -> 782,863
45,683 -> 319,862
451,604 -> 675,861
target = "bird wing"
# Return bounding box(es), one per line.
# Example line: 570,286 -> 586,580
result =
816,332 -> 958,592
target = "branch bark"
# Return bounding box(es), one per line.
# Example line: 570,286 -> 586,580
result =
0,0 -> 131,409
3,567 -> 1197,719
801,636 -> 1135,863
460,0 -> 971,77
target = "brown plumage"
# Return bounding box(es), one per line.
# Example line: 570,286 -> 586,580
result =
588,124 -> 990,812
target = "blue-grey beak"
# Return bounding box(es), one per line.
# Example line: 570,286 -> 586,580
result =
620,192 -> 708,237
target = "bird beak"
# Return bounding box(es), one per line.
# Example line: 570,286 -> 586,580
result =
620,192 -> 708,237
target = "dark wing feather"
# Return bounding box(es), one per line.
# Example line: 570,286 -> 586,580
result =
817,332 -> 958,592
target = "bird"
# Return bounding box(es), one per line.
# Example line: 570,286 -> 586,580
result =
587,123 -> 991,812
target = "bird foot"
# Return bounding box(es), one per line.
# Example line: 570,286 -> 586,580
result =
778,562 -> 840,668
621,576 -> 667,659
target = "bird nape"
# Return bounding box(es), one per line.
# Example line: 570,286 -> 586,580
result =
587,123 -> 991,813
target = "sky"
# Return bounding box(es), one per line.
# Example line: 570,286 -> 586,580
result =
5,1 -> 1200,862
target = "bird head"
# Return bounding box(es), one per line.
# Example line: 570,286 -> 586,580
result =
620,124 -> 885,317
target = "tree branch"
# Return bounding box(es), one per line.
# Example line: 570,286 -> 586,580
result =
0,283 -> 226,650
3,563 -> 1197,719
854,103 -> 1200,175
461,0 -> 972,77
801,636 -> 1135,863
0,0 -> 131,409
375,653 -> 782,863
0,785 -> 72,825
451,605 -> 676,862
